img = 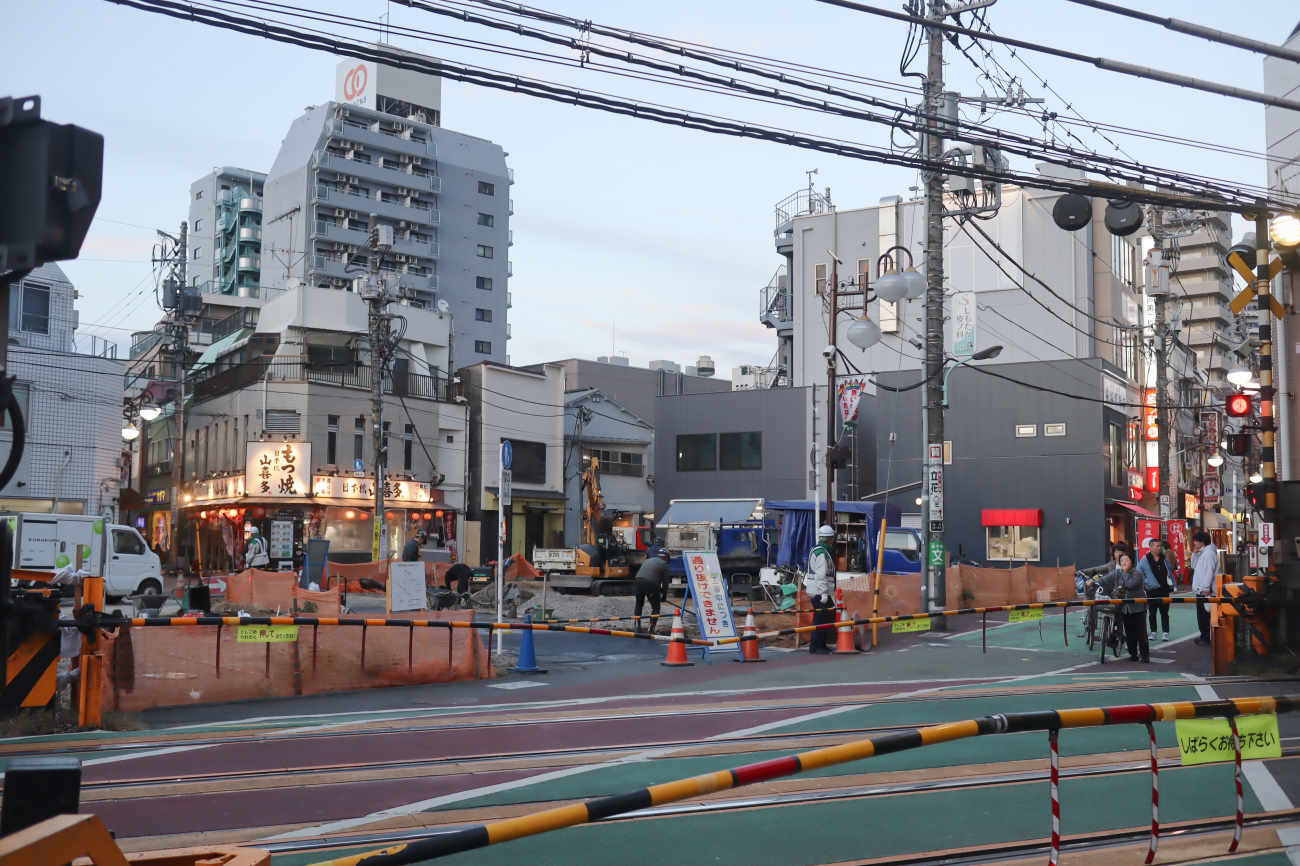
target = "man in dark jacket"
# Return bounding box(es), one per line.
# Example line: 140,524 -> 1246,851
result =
1139,539 -> 1173,640
401,530 -> 427,562
634,548 -> 671,632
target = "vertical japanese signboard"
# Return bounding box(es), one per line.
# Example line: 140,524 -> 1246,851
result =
836,378 -> 866,424
952,292 -> 976,357
1144,389 -> 1159,441
1166,519 -> 1189,580
682,550 -> 738,643
1136,519 -> 1161,555
245,442 -> 310,497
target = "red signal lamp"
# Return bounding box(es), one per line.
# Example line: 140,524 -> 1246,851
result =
1226,394 -> 1253,417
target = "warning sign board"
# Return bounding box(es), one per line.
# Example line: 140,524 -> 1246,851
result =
237,625 -> 299,643
1176,715 -> 1280,766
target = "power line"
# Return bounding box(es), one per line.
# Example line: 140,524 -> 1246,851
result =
1060,0 -> 1300,63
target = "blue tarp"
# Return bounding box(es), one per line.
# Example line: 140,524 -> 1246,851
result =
768,500 -> 903,570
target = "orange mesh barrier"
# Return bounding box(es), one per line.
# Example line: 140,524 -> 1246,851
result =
328,560 -> 389,593
99,610 -> 492,712
504,554 -> 540,580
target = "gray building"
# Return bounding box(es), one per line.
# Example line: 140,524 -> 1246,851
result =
535,357 -> 731,422
563,388 -> 653,546
653,387 -> 813,520
873,359 -> 1134,570
2,264 -> 125,517
187,167 -> 267,297
260,57 -> 512,369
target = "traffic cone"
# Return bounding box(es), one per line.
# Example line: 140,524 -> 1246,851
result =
834,589 -> 860,655
736,609 -> 765,663
661,611 -> 694,667
510,613 -> 547,674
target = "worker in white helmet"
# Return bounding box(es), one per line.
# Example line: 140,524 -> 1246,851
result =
804,525 -> 837,655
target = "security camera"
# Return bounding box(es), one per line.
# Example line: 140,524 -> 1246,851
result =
822,344 -> 836,359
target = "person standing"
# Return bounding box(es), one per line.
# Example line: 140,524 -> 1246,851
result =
244,526 -> 269,569
1139,539 -> 1173,640
805,525 -> 837,655
1114,551 -> 1150,662
634,547 -> 671,632
1190,530 -> 1218,645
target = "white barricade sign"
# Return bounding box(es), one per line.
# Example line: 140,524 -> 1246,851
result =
387,561 -> 427,612
682,550 -> 738,645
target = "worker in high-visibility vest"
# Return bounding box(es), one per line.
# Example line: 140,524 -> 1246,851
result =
804,525 -> 836,655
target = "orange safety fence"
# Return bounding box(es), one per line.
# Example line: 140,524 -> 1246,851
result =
327,560 -> 454,593
223,569 -> 344,614
98,609 -> 493,712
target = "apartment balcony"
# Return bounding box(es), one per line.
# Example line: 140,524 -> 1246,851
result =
239,196 -> 262,213
311,256 -> 357,281
313,186 -> 437,227
507,261 -> 513,277
506,291 -> 512,309
508,229 -> 514,247
238,226 -> 261,243
331,118 -> 434,159
317,152 -> 441,193
398,272 -> 439,294
507,167 -> 515,185
392,237 -> 439,259
192,356 -> 444,402
315,220 -> 368,247
238,255 -> 260,272
130,331 -> 165,359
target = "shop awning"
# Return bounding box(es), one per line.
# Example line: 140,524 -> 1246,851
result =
981,508 -> 1043,527
1109,500 -> 1159,518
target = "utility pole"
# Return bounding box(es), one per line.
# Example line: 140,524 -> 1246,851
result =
365,214 -> 395,562
922,0 -> 947,615
1152,211 -> 1173,531
826,257 -> 839,532
1254,205 -> 1279,589
166,221 -> 189,572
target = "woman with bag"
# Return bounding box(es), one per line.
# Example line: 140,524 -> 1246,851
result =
1114,551 -> 1150,662
1138,539 -> 1173,640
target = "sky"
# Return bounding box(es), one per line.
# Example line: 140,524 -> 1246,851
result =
3,0 -> 1296,378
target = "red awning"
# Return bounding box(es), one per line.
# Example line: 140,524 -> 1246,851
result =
1110,500 -> 1159,518
981,508 -> 1043,527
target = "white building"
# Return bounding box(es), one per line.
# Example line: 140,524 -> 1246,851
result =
2,264 -> 125,517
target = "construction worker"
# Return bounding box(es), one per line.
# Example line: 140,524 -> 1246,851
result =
634,547 -> 671,633
402,529 -> 427,563
805,525 -> 837,655
244,526 -> 269,569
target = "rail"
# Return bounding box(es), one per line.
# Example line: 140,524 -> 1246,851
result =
309,694 -> 1297,864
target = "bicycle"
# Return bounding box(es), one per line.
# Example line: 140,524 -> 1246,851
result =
1094,593 -> 1124,664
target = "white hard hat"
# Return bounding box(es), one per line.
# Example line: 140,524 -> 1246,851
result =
817,525 -> 835,538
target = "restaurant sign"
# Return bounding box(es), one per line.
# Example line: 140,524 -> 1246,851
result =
245,441 -> 311,498
312,474 -> 437,503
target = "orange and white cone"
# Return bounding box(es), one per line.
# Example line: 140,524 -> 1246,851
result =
736,610 -> 766,663
661,611 -> 694,667
834,588 -> 859,654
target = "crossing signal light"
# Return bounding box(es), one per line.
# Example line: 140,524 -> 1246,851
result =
1246,483 -> 1261,510
1226,433 -> 1250,457
1226,393 -> 1253,418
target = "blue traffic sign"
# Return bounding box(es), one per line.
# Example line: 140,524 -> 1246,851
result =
501,439 -> 513,470
354,458 -> 364,472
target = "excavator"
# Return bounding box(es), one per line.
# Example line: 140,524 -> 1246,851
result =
533,457 -> 643,594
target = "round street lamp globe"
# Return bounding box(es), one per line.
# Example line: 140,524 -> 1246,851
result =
1226,367 -> 1253,387
874,271 -> 908,303
1207,454 -> 1224,468
139,405 -> 161,422
1270,213 -> 1300,248
1250,472 -> 1263,484
900,268 -> 927,300
846,315 -> 882,350
121,424 -> 141,442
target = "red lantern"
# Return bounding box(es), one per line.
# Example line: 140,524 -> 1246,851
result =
200,511 -> 208,519
434,510 -> 443,518
253,506 -> 265,518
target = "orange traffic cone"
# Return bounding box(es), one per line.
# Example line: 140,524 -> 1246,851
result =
736,609 -> 766,663
834,589 -> 860,654
661,611 -> 694,667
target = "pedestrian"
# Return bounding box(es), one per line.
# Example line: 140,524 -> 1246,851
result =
402,530 -> 427,562
1190,529 -> 1218,645
1114,551 -> 1150,662
633,547 -> 671,632
804,525 -> 837,655
244,526 -> 269,569
1139,539 -> 1173,640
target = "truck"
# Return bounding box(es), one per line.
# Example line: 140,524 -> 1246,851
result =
657,498 -> 776,595
6,513 -> 163,600
533,457 -> 641,594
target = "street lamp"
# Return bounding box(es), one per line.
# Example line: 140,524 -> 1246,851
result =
1270,213 -> 1300,248
121,423 -> 140,441
942,345 -> 1004,408
845,316 -> 882,350
1250,471 -> 1263,484
139,405 -> 161,422
1208,453 -> 1224,468
1227,367 -> 1253,387
875,245 -> 926,302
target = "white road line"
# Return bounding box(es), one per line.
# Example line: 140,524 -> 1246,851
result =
1182,674 -> 1300,866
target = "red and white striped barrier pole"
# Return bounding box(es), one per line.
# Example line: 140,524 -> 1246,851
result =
1145,722 -> 1159,864
1229,715 -> 1244,853
1049,728 -> 1061,866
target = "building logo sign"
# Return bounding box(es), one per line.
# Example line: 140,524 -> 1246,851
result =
344,64 -> 368,101
246,442 -> 310,498
336,60 -> 376,107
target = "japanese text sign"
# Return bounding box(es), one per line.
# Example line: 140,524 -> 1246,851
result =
237,625 -> 299,642
681,551 -> 737,643
837,378 -> 866,424
892,616 -> 931,634
1144,389 -> 1159,441
246,442 -> 310,498
1175,715 -> 1280,766
1008,608 -> 1044,623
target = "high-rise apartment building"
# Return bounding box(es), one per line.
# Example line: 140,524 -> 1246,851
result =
260,58 -> 512,369
187,168 -> 267,298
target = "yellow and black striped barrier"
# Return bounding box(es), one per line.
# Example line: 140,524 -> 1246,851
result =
311,694 -> 1298,864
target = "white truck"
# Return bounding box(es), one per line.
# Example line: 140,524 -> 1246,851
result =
5,513 -> 163,600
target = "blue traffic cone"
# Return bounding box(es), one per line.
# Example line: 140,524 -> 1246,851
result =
510,613 -> 547,674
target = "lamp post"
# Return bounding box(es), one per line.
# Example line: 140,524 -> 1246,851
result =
941,345 -> 1004,408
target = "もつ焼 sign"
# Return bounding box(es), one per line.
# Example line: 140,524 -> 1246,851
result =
245,442 -> 311,498
682,551 -> 737,643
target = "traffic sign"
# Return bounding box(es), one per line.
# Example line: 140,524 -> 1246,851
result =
929,520 -> 944,534
501,469 -> 512,507
354,458 -> 364,472
1160,495 -> 1171,519
928,540 -> 945,568
1260,521 -> 1275,549
501,439 -> 513,470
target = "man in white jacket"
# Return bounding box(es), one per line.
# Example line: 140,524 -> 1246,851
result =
1190,529 -> 1217,645
805,525 -> 837,655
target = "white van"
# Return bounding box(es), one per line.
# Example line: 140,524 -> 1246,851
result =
5,513 -> 163,600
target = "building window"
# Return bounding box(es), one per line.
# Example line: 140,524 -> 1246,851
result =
404,424 -> 413,472
10,282 -> 50,334
1106,422 -> 1122,488
382,421 -> 390,467
478,180 -> 495,195
1015,424 -> 1037,438
474,340 -> 492,354
476,244 -> 494,259
327,414 -> 339,465
509,439 -> 546,485
815,263 -> 827,295
354,416 -> 365,463
0,382 -> 29,430
476,276 -> 493,291
986,526 -> 1041,562
474,308 -> 492,322
676,434 -> 717,471
194,218 -> 203,232
476,212 -> 495,227
192,247 -> 201,260
195,190 -> 203,200
719,432 -> 762,470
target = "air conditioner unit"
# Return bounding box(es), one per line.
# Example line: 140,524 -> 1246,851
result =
335,208 -> 346,217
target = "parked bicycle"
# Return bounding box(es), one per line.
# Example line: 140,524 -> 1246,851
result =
1093,592 -> 1124,664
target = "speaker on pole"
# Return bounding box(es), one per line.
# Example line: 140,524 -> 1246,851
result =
1052,193 -> 1092,231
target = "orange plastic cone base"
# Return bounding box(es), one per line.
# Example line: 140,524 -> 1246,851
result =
834,602 -> 859,654
662,614 -> 694,666
737,612 -> 765,662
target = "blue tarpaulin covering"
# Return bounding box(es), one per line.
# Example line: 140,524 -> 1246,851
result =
768,500 -> 903,570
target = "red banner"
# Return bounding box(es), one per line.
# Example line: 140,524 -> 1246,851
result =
1166,519 -> 1189,583
1144,389 -> 1159,441
1146,466 -> 1160,492
1136,519 -> 1161,556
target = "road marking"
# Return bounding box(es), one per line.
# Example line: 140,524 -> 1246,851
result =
1183,674 -> 1300,866
488,681 -> 548,690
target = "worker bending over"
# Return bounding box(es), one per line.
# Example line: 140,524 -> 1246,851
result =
634,547 -> 671,632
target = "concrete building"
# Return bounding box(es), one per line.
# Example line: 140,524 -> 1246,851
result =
1,264 -> 125,517
1163,211 -> 1240,387
653,387 -> 813,521
187,168 -> 267,298
260,57 -> 512,369
463,362 -> 565,565
562,388 -> 653,547
532,358 -> 731,423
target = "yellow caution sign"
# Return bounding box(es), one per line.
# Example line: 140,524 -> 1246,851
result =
237,625 -> 300,643
1008,608 -> 1044,623
892,616 -> 931,634
1175,714 -> 1280,766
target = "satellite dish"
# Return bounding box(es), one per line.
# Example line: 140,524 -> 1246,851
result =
436,299 -> 450,314
1104,200 -> 1143,237
1052,193 -> 1092,232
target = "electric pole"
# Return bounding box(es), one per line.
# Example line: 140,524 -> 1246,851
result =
364,214 -> 395,562
1254,205 -> 1279,589
1152,211 -> 1173,530
922,0 -> 947,614
162,221 -> 189,572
